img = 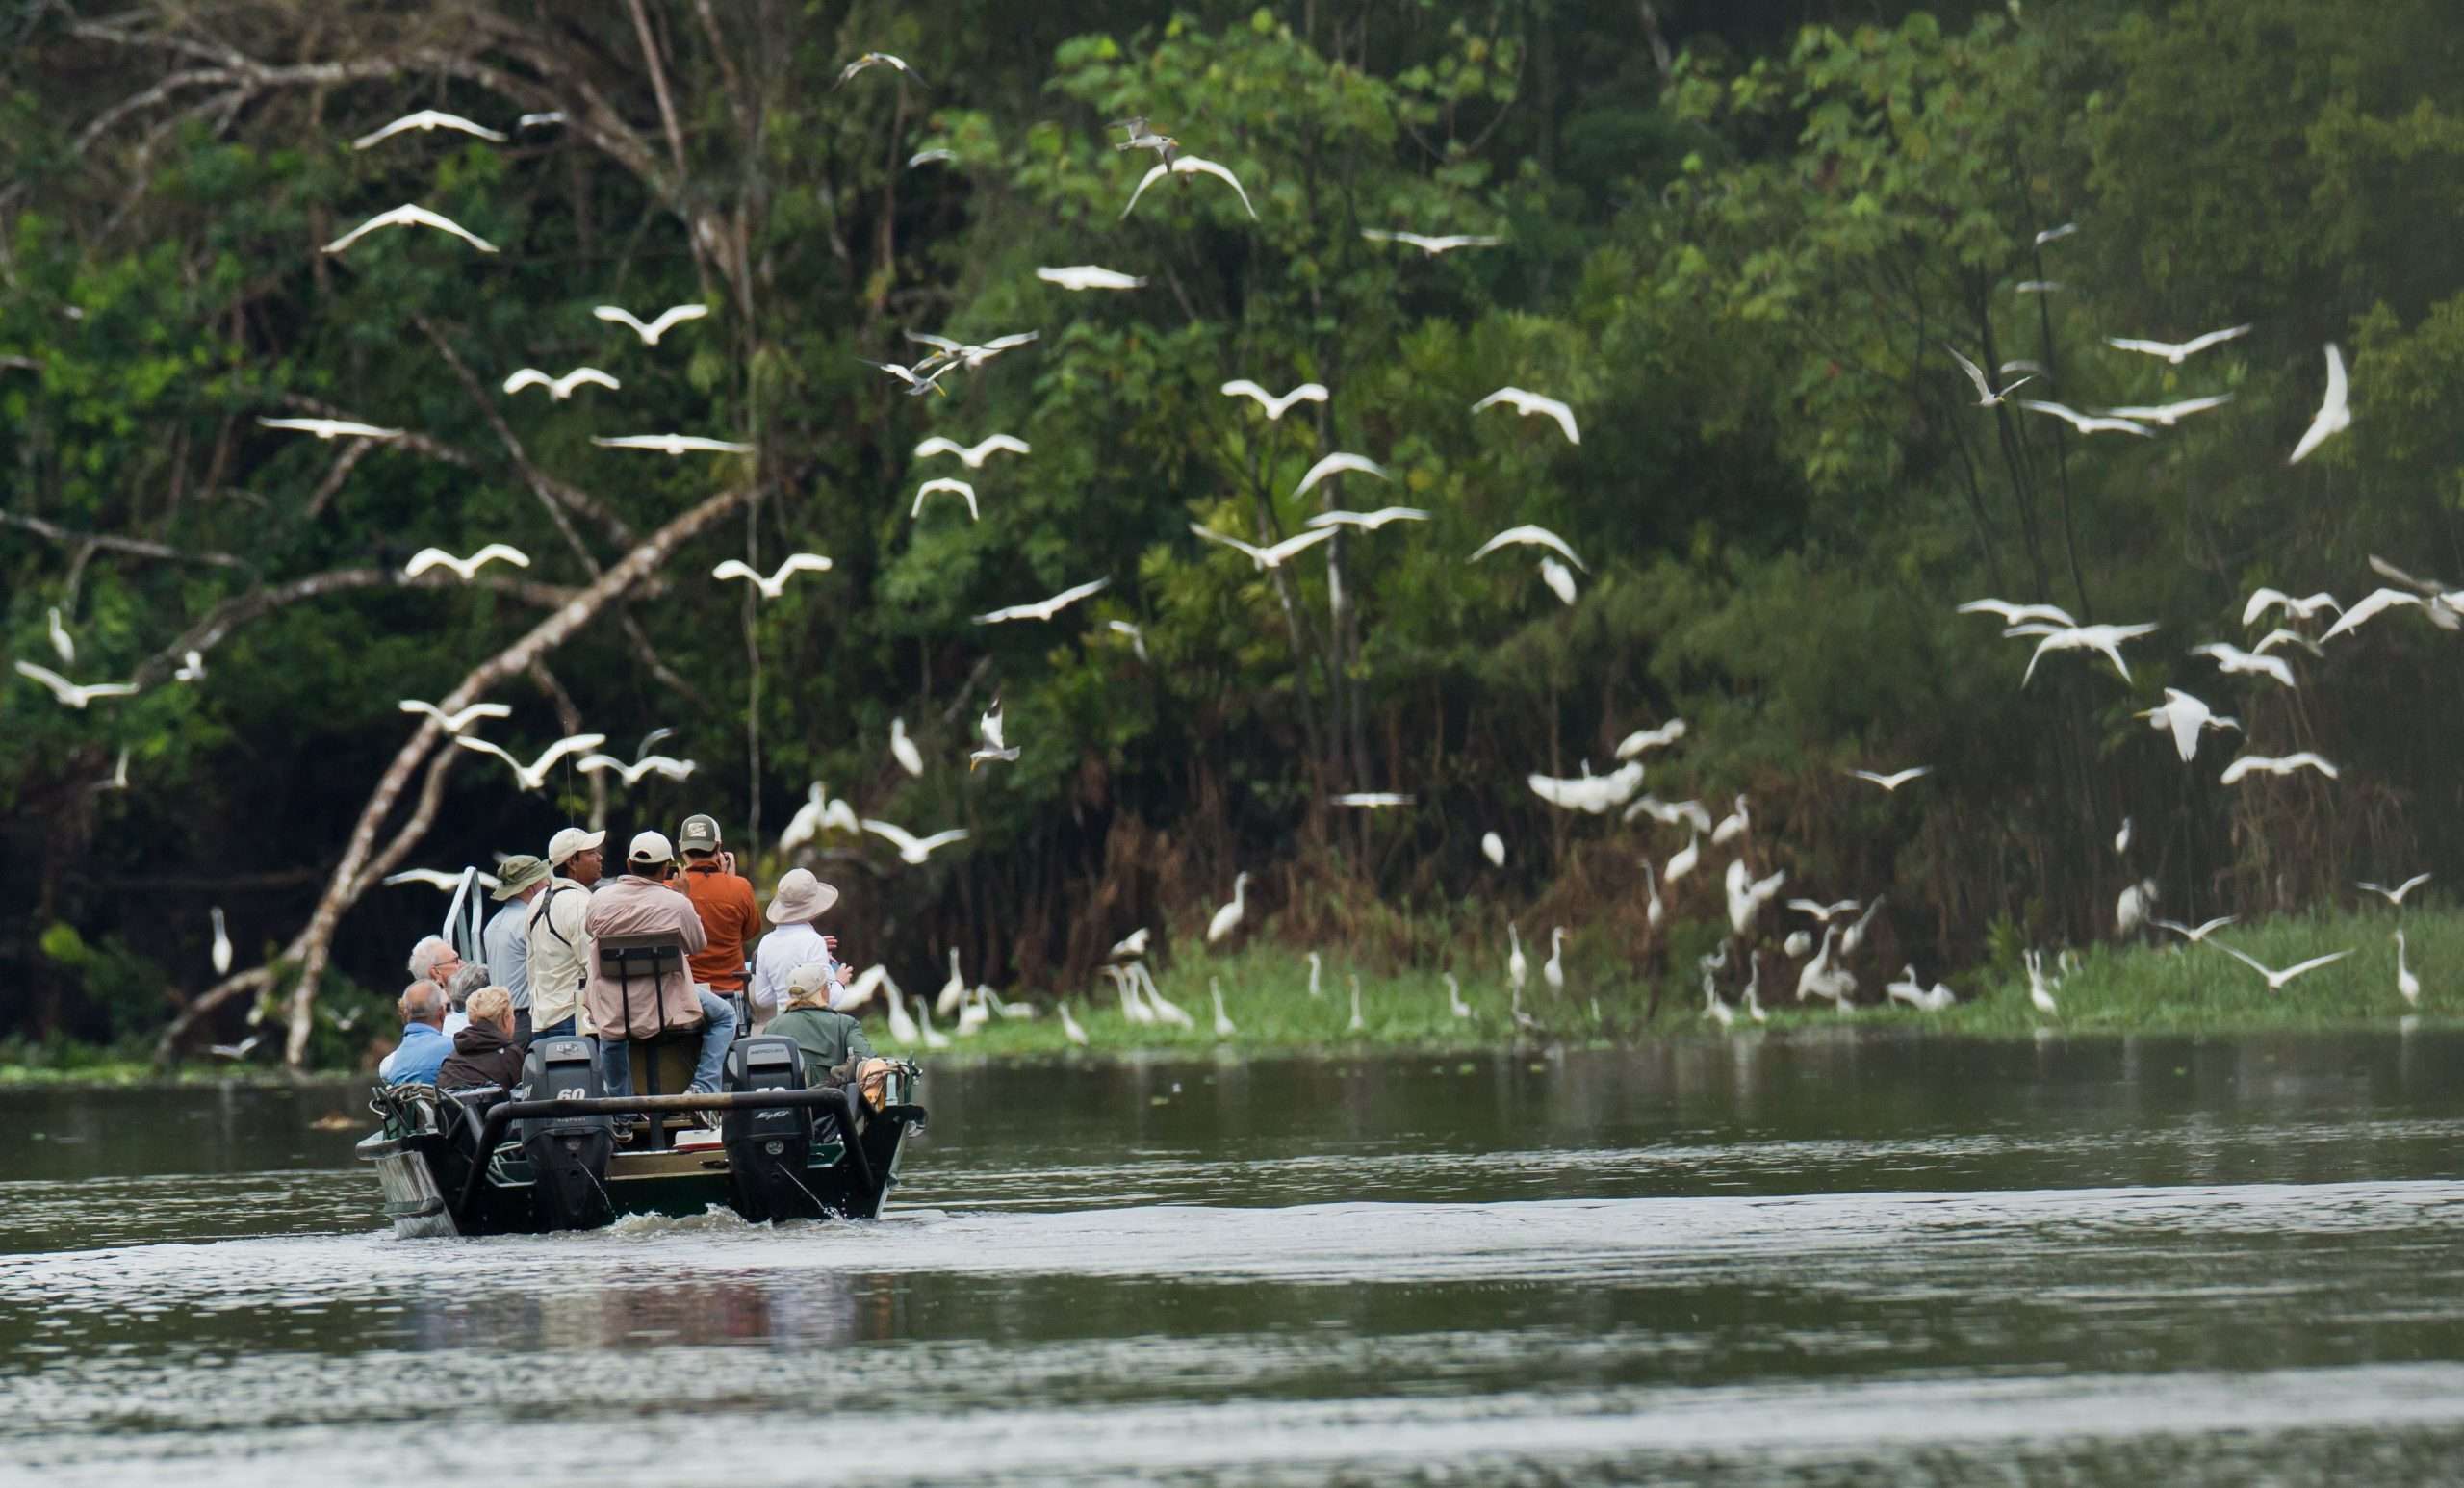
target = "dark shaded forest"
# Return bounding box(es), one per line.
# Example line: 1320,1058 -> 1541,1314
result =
8,0 -> 2463,1066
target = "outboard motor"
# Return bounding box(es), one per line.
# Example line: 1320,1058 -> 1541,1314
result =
723,1037 -> 817,1220
517,1037 -> 614,1230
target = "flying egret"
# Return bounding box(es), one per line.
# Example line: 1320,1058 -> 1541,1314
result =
1626,795 -> 1711,832
1306,506 -> 1431,531
2288,344 -> 2350,465
1840,897 -> 1885,958
2015,399 -> 2153,437
45,607 -> 73,665
1331,792 -> 1414,808
936,949 -> 968,1017
2209,941 -> 2353,993
176,650 -> 206,683
1445,973 -> 1473,1018
1958,598 -> 2078,628
1538,557 -> 1578,605
1481,832 -> 1506,867
1726,859 -> 1787,937
593,303 -> 708,345
210,1034 -> 263,1061
2035,221 -> 2078,245
2095,395 -> 2234,427
351,110 -> 508,149
912,477 -> 981,522
591,433 -> 754,456
835,51 -> 923,88
973,577 -> 1111,625
2359,873 -> 2432,907
2010,621 -> 2161,685
90,746 -> 130,794
1472,387 -> 1580,445
913,434 -> 1029,468
2136,688 -> 2240,763
2015,280 -> 2064,295
1220,380 -> 1328,420
256,416 -> 402,441
1037,265 -> 1147,292
1506,924 -> 1527,994
713,554 -> 833,598
398,699 -> 510,733
860,819 -> 968,863
2116,817 -> 2133,856
2397,931 -> 2421,1007
210,907 -> 232,975
887,716 -> 925,777
1188,522 -> 1337,570
2190,641 -> 2297,689
404,544 -> 529,581
1107,928 -> 1150,962
1293,452 -> 1390,500
1348,973 -> 1366,1034
1108,116 -> 1176,158
519,112 -> 565,128
576,753 -> 696,785
2105,325 -> 2252,364
382,867 -> 503,892
1359,229 -> 1502,255
1119,154 -> 1259,220
1207,872 -> 1251,944
907,330 -> 1042,373
2244,588 -> 2343,628
2155,915 -> 2236,944
1469,525 -> 1586,571
502,367 -> 619,399
2220,752 -> 2339,785
1528,760 -> 1645,814
1849,766 -> 1933,792
1211,978 -> 1237,1037
1712,796 -> 1751,846
969,703 -> 1019,770
13,662 -> 137,709
857,356 -> 956,398
2322,587 -> 2431,642
1615,719 -> 1687,758
1106,620 -> 1148,660
1945,345 -> 2034,405
451,732 -> 604,791
909,148 -> 956,168
321,204 -> 498,255
1796,926 -> 1843,1002
2252,628 -> 2323,657
778,782 -> 858,854
1665,832 -> 1702,885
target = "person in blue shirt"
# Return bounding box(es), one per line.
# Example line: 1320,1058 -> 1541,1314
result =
483,854 -> 551,1044
378,981 -> 453,1085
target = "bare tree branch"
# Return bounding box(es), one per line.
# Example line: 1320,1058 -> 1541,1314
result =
128,566 -> 579,688
0,508 -> 248,569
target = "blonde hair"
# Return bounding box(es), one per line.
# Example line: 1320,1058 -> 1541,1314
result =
465,985 -> 515,1027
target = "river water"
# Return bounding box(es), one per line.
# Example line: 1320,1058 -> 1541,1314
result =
5,1031 -> 2463,1485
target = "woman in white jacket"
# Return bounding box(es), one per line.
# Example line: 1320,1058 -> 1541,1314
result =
750,868 -> 844,1033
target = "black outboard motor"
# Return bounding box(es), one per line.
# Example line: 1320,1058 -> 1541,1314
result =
723,1037 -> 818,1220
518,1037 -> 614,1230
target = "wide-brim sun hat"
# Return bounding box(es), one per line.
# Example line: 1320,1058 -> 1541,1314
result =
490,855 -> 552,900
766,867 -> 841,924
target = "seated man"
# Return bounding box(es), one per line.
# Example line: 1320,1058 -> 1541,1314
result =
767,961 -> 876,1085
408,934 -> 484,1037
436,985 -> 526,1091
582,830 -> 737,1098
377,980 -> 452,1085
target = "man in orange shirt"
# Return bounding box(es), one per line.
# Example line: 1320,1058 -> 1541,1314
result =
678,813 -> 759,1008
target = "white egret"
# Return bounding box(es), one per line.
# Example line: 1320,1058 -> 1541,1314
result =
1207,872 -> 1250,944
902,326 -> 1036,375
2010,621 -> 2160,685
1107,620 -> 1149,660
936,949 -> 968,1017
452,731 -> 605,791
1840,897 -> 1885,958
321,204 -> 498,255
590,433 -> 755,456
1212,978 -> 1237,1037
857,357 -> 955,396
175,649 -> 206,682
1528,760 -> 1645,814
1743,956 -> 1770,1023
2117,879 -> 2158,936
1107,927 -> 1150,962
840,966 -> 889,1013
210,1034 -> 263,1061
969,702 -> 1019,770
1445,973 -> 1473,1018
2397,931 -> 2421,1007
1958,598 -> 2077,627
712,554 -> 833,598
1643,860 -> 1665,930
909,148 -> 956,168
593,303 -> 709,345
1105,966 -> 1153,1026
1293,452 -> 1390,500
2288,343 -> 2349,465
1331,792 -> 1414,808
2106,325 -> 2251,363
913,434 -> 1029,468
2220,753 -> 2338,785
1712,796 -> 1751,846
1506,924 -> 1527,994
912,995 -> 952,1050
1219,380 -> 1328,421
1796,926 -> 1842,1002
210,907 -> 232,975
972,577 -> 1110,625
351,110 -> 508,149
13,662 -> 137,709
1119,154 -> 1259,220
404,543 -> 529,581
1348,974 -> 1366,1034
2190,641 -> 2297,689
2359,873 -> 2432,907
502,367 -> 618,399
1538,556 -> 1578,605
1726,858 -> 1786,936
1306,506 -> 1431,531
1360,229 -> 1502,255
1472,387 -> 1580,445
1849,766 -> 1932,792
1469,525 -> 1586,571
1307,950 -> 1322,998
1705,981 -> 1735,1029
2116,818 -> 2133,856
2015,399 -> 2153,437
2253,628 -> 2323,656
1481,832 -> 1506,867
2243,588 -> 2343,628
912,477 -> 980,522
2136,688 -> 2240,763
1059,1000 -> 1091,1045
1135,963 -> 1194,1028
835,51 -> 922,87
859,819 -> 969,863
2209,941 -> 2352,993
1625,795 -> 1711,833
2025,949 -> 2058,1016
45,607 -> 73,665
2321,587 -> 2431,642
1665,832 -> 1702,885
382,867 -> 502,891
398,699 -> 510,733
1037,265 -> 1147,292
2096,395 -> 2233,427
778,782 -> 859,854
1885,965 -> 1927,1010
1945,345 -> 2033,405
577,753 -> 695,784
2035,222 -> 2078,245
1784,929 -> 1811,959
885,986 -> 920,1043
2155,915 -> 2236,944
1188,522 -> 1337,570
1615,719 -> 1687,758
256,416 -> 402,441
90,747 -> 130,794
1787,898 -> 1860,923
1543,928 -> 1566,993
2015,280 -> 2064,294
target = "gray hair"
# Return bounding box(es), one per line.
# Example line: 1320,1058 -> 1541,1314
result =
398,980 -> 447,1024
406,935 -> 457,980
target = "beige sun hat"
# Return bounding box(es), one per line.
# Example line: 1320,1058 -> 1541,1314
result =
765,867 -> 841,924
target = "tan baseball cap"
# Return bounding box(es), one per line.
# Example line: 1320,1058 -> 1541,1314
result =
678,813 -> 723,853
546,827 -> 605,867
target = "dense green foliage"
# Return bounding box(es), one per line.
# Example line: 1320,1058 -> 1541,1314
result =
9,0 -> 2464,1064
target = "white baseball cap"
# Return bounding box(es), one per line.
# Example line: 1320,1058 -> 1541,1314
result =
627,829 -> 676,865
546,826 -> 605,867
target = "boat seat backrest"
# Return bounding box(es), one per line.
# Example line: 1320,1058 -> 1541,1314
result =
595,934 -> 685,981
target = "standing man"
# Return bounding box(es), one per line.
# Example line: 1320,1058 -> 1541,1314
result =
678,813 -> 758,1016
526,827 -> 604,1043
484,854 -> 551,1044
583,831 -> 737,1098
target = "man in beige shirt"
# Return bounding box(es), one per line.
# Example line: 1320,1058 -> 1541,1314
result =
583,830 -> 736,1097
525,826 -> 604,1041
